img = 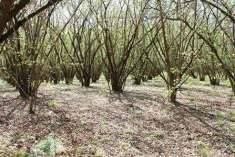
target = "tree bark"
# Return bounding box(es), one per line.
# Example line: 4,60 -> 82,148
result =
82,76 -> 91,87
92,79 -> 97,83
0,0 -> 62,43
209,77 -> 220,86
229,78 -> 235,95
167,73 -> 177,103
133,77 -> 141,85
199,74 -> 205,81
29,98 -> 35,114
168,88 -> 177,103
111,79 -> 123,92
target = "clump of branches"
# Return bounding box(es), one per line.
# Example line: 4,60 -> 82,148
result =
59,2 -> 102,87
131,57 -> 146,85
205,55 -> 223,86
172,0 -> 235,95
131,51 -> 159,85
91,56 -> 103,83
94,0 -> 151,92
0,0 -> 63,43
146,0 -> 202,102
48,53 -> 63,84
0,13 -> 53,113
51,37 -> 77,85
61,62 -> 77,85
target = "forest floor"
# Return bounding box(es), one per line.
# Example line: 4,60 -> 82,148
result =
0,77 -> 235,157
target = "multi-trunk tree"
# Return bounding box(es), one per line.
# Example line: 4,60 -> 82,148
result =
0,13 -> 53,113
0,0 -> 64,43
59,3 -> 102,87
147,0 -> 200,102
171,0 -> 235,95
94,0 -> 150,92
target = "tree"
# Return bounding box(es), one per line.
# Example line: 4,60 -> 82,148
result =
169,0 -> 235,94
94,0 -> 150,92
0,13 -> 52,113
0,0 -> 63,43
61,3 -> 102,87
147,0 -> 200,102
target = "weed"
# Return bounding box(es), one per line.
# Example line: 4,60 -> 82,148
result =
149,131 -> 165,140
95,147 -> 106,157
12,149 -> 32,157
48,100 -> 59,108
196,141 -> 212,157
120,141 -> 131,151
216,111 -> 225,121
228,110 -> 235,120
35,137 -> 65,156
75,146 -> 85,156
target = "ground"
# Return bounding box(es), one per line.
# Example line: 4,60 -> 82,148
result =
0,77 -> 234,157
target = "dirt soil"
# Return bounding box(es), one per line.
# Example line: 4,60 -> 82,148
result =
0,79 -> 235,157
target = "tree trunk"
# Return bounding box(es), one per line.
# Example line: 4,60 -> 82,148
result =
198,72 -> 206,81
82,77 -> 91,87
29,98 -> 35,114
148,75 -> 153,80
52,72 -> 60,84
29,102 -> 34,114
92,79 -> 97,83
167,72 -> 177,103
19,90 -> 28,99
53,79 -> 59,84
209,78 -> 220,86
232,85 -> 235,95
190,71 -> 197,79
133,77 -> 141,85
142,76 -> 148,82
18,86 -> 30,100
168,88 -> 177,103
229,78 -> 235,95
17,88 -> 36,114
65,79 -> 72,85
65,75 -> 74,85
111,79 -> 123,92
199,74 -> 205,81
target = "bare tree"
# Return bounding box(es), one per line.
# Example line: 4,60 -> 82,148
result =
57,1 -> 102,87
0,11 -> 52,113
0,0 -> 64,43
93,0 -> 150,92
169,0 -> 235,94
147,0 -> 200,102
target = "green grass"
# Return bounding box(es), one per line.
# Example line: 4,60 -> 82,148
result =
35,137 -> 65,156
196,141 -> 212,157
48,100 -> 59,108
12,149 -> 32,157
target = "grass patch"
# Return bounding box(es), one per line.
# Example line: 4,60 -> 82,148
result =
196,141 -> 212,157
35,137 -> 65,156
48,100 -> 59,108
12,149 -> 32,157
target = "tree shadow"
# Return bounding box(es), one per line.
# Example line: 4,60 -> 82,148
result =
0,93 -> 54,123
171,101 -> 235,152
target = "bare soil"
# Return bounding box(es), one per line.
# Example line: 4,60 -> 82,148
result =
0,78 -> 234,157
